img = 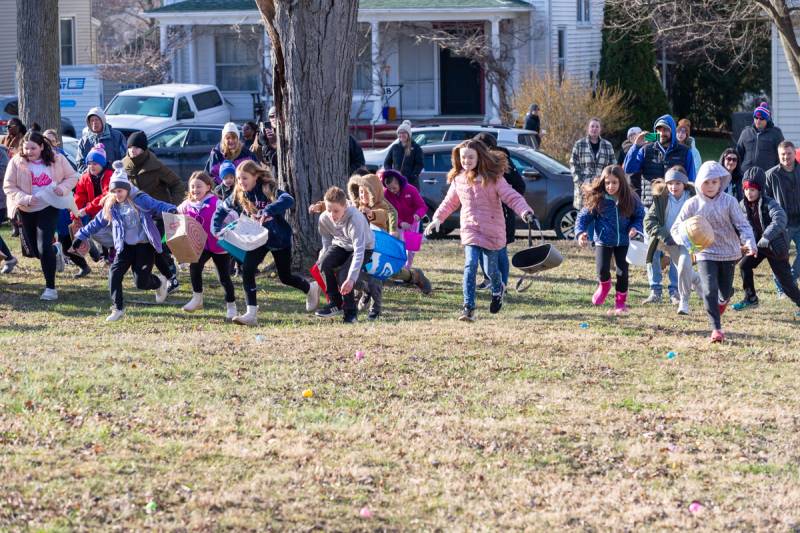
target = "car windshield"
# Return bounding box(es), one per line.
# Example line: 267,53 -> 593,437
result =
150,129 -> 188,148
106,96 -> 174,118
508,145 -> 571,175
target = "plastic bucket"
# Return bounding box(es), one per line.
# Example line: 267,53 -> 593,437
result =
404,230 -> 423,252
218,238 -> 246,262
364,229 -> 407,280
626,232 -> 648,267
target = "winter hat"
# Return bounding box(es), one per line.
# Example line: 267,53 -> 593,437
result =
742,167 -> 766,191
219,160 -> 236,179
396,120 -> 412,137
85,143 -> 107,167
108,160 -> 131,191
222,122 -> 239,139
127,131 -> 148,151
626,126 -> 642,138
665,167 -> 689,185
753,102 -> 771,121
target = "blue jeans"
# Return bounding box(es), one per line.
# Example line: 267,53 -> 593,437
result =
648,249 -> 678,295
774,225 -> 800,294
464,245 -> 501,309
479,247 -> 509,286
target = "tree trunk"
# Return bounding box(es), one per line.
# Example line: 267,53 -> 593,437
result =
17,0 -> 61,138
256,0 -> 360,270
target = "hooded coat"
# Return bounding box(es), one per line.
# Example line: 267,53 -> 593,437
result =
348,173 -> 398,233
739,167 -> 790,259
123,149 -> 186,205
73,168 -> 113,220
76,108 -> 127,173
381,170 -> 427,227
736,120 -> 784,174
3,152 -> 78,217
670,162 -> 755,262
575,194 -> 645,247
644,179 -> 696,263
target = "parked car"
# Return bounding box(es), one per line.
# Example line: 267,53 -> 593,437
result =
415,142 -> 577,240
60,135 -> 80,168
104,84 -> 230,138
147,124 -> 224,178
0,95 -> 76,137
364,124 -> 539,169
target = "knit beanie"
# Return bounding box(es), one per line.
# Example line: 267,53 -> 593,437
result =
396,120 -> 412,137
665,167 -> 689,185
85,143 -> 107,167
753,102 -> 771,121
127,131 -> 148,151
222,122 -> 239,139
108,160 -> 131,191
742,167 -> 766,191
219,160 -> 236,179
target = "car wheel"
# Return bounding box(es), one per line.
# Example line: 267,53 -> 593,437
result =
553,205 -> 578,240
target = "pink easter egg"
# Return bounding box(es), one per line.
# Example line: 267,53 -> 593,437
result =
359,506 -> 372,518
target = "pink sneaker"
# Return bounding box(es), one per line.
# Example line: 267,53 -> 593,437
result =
592,280 -> 612,306
607,291 -> 629,315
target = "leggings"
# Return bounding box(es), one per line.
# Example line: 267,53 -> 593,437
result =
697,260 -> 736,330
740,252 -> 800,307
154,217 -> 176,279
109,243 -> 163,310
18,206 -> 59,289
189,250 -> 236,302
596,245 -> 629,293
0,235 -> 12,260
242,246 -> 309,306
58,232 -> 89,271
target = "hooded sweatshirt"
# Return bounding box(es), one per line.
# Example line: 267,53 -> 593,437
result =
644,179 -> 696,263
318,206 -> 376,284
381,171 -> 427,227
347,173 -> 398,233
76,108 -> 127,173
670,161 -> 755,262
624,115 -> 696,184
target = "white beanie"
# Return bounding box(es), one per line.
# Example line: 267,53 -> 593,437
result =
222,122 -> 239,139
396,120 -> 412,137
627,126 -> 642,138
108,160 -> 131,191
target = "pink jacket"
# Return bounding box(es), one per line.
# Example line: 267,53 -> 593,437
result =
433,173 -> 533,251
177,193 -> 225,254
3,153 -> 78,217
384,183 -> 427,226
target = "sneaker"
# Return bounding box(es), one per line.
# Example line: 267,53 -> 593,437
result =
106,307 -> 125,322
155,274 -> 169,304
73,266 -> 92,279
459,306 -> 476,322
489,293 -> 503,314
0,256 -> 17,274
677,299 -> 689,315
40,288 -> 58,301
357,293 -> 371,312
226,302 -> 238,320
367,309 -> 380,321
167,276 -> 180,295
306,281 -> 321,312
343,311 -> 358,324
669,293 -> 680,306
315,303 -> 343,318
412,268 -> 432,295
710,329 -> 725,343
477,278 -> 490,290
54,243 -> 65,273
732,299 -> 758,311
642,291 -> 662,304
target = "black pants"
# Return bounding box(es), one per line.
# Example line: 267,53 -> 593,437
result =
154,218 -> 176,279
241,246 -> 309,306
739,251 -> 800,307
190,250 -> 236,302
319,245 -> 372,312
18,206 -> 59,289
109,243 -> 163,309
58,232 -> 89,271
0,235 -> 12,260
697,260 -> 736,330
596,245 -> 629,293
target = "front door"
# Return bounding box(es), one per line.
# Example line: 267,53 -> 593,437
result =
440,48 -> 482,115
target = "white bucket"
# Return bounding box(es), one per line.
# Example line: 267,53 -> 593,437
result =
626,231 -> 648,267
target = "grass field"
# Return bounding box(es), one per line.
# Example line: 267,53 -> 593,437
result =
2,225 -> 800,531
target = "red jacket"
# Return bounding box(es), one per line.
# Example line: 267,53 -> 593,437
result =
73,168 -> 112,220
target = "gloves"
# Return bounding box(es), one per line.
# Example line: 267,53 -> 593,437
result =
757,237 -> 770,249
424,219 -> 441,236
523,212 -> 535,224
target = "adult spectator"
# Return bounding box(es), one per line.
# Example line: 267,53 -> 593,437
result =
523,103 -> 541,148
624,115 -> 695,207
617,126 -> 643,197
76,107 -> 126,173
737,102 -> 783,174
383,120 -> 423,189
719,148 -> 743,201
349,134 -> 365,175
765,140 -> 800,295
570,117 -> 615,212
205,122 -> 258,185
1,118 -> 26,157
676,118 -> 702,177
242,121 -> 259,148
260,106 -> 279,178
123,131 -> 186,293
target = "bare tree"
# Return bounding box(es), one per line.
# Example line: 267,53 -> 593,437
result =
17,0 -> 61,135
604,0 -> 800,97
256,0 -> 360,267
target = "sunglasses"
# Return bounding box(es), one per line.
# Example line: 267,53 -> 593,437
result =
725,157 -> 738,162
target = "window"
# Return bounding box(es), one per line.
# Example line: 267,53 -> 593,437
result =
426,150 -> 453,172
193,90 -> 223,111
577,0 -> 590,23
150,128 -> 189,149
106,96 -> 174,117
446,130 -> 497,142
354,23 -> 372,92
517,133 -> 537,148
188,128 -> 223,146
177,97 -> 193,118
557,28 -> 566,83
215,33 -> 260,92
412,130 -> 446,146
60,18 -> 75,65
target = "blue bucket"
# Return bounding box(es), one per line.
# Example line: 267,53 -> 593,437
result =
218,238 -> 247,262
364,229 -> 407,280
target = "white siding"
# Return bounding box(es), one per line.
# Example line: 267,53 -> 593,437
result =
772,25 -> 800,143
0,1 -> 17,94
525,0 -> 550,75
547,0 -> 603,84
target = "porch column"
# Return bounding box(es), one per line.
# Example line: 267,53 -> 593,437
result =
487,17 -> 502,125
187,25 -> 197,84
159,24 -> 172,82
371,20 -> 385,124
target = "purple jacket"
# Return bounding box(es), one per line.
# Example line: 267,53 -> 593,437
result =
177,193 -> 225,254
204,144 -> 257,184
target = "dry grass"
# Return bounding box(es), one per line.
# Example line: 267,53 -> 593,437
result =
2,226 -> 800,531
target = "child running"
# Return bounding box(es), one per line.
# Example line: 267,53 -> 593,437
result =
73,143 -> 113,264
71,162 -> 177,321
670,161 -> 756,342
177,171 -> 237,318
212,160 -> 319,326
732,167 -> 800,316
576,164 -> 645,315
426,139 -> 534,321
380,169 -> 427,268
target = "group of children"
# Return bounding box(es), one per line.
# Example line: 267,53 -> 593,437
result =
575,159 -> 800,343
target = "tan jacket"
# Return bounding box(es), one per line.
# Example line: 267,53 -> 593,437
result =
3,153 -> 78,216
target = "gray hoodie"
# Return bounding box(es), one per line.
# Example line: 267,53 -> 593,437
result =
671,161 -> 756,262
318,206 -> 375,284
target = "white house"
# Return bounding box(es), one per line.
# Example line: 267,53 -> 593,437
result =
146,0 -> 604,123
771,26 -> 800,143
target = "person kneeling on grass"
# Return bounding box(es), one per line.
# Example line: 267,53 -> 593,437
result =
71,162 -> 177,322
315,186 -> 374,324
732,168 -> 800,317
